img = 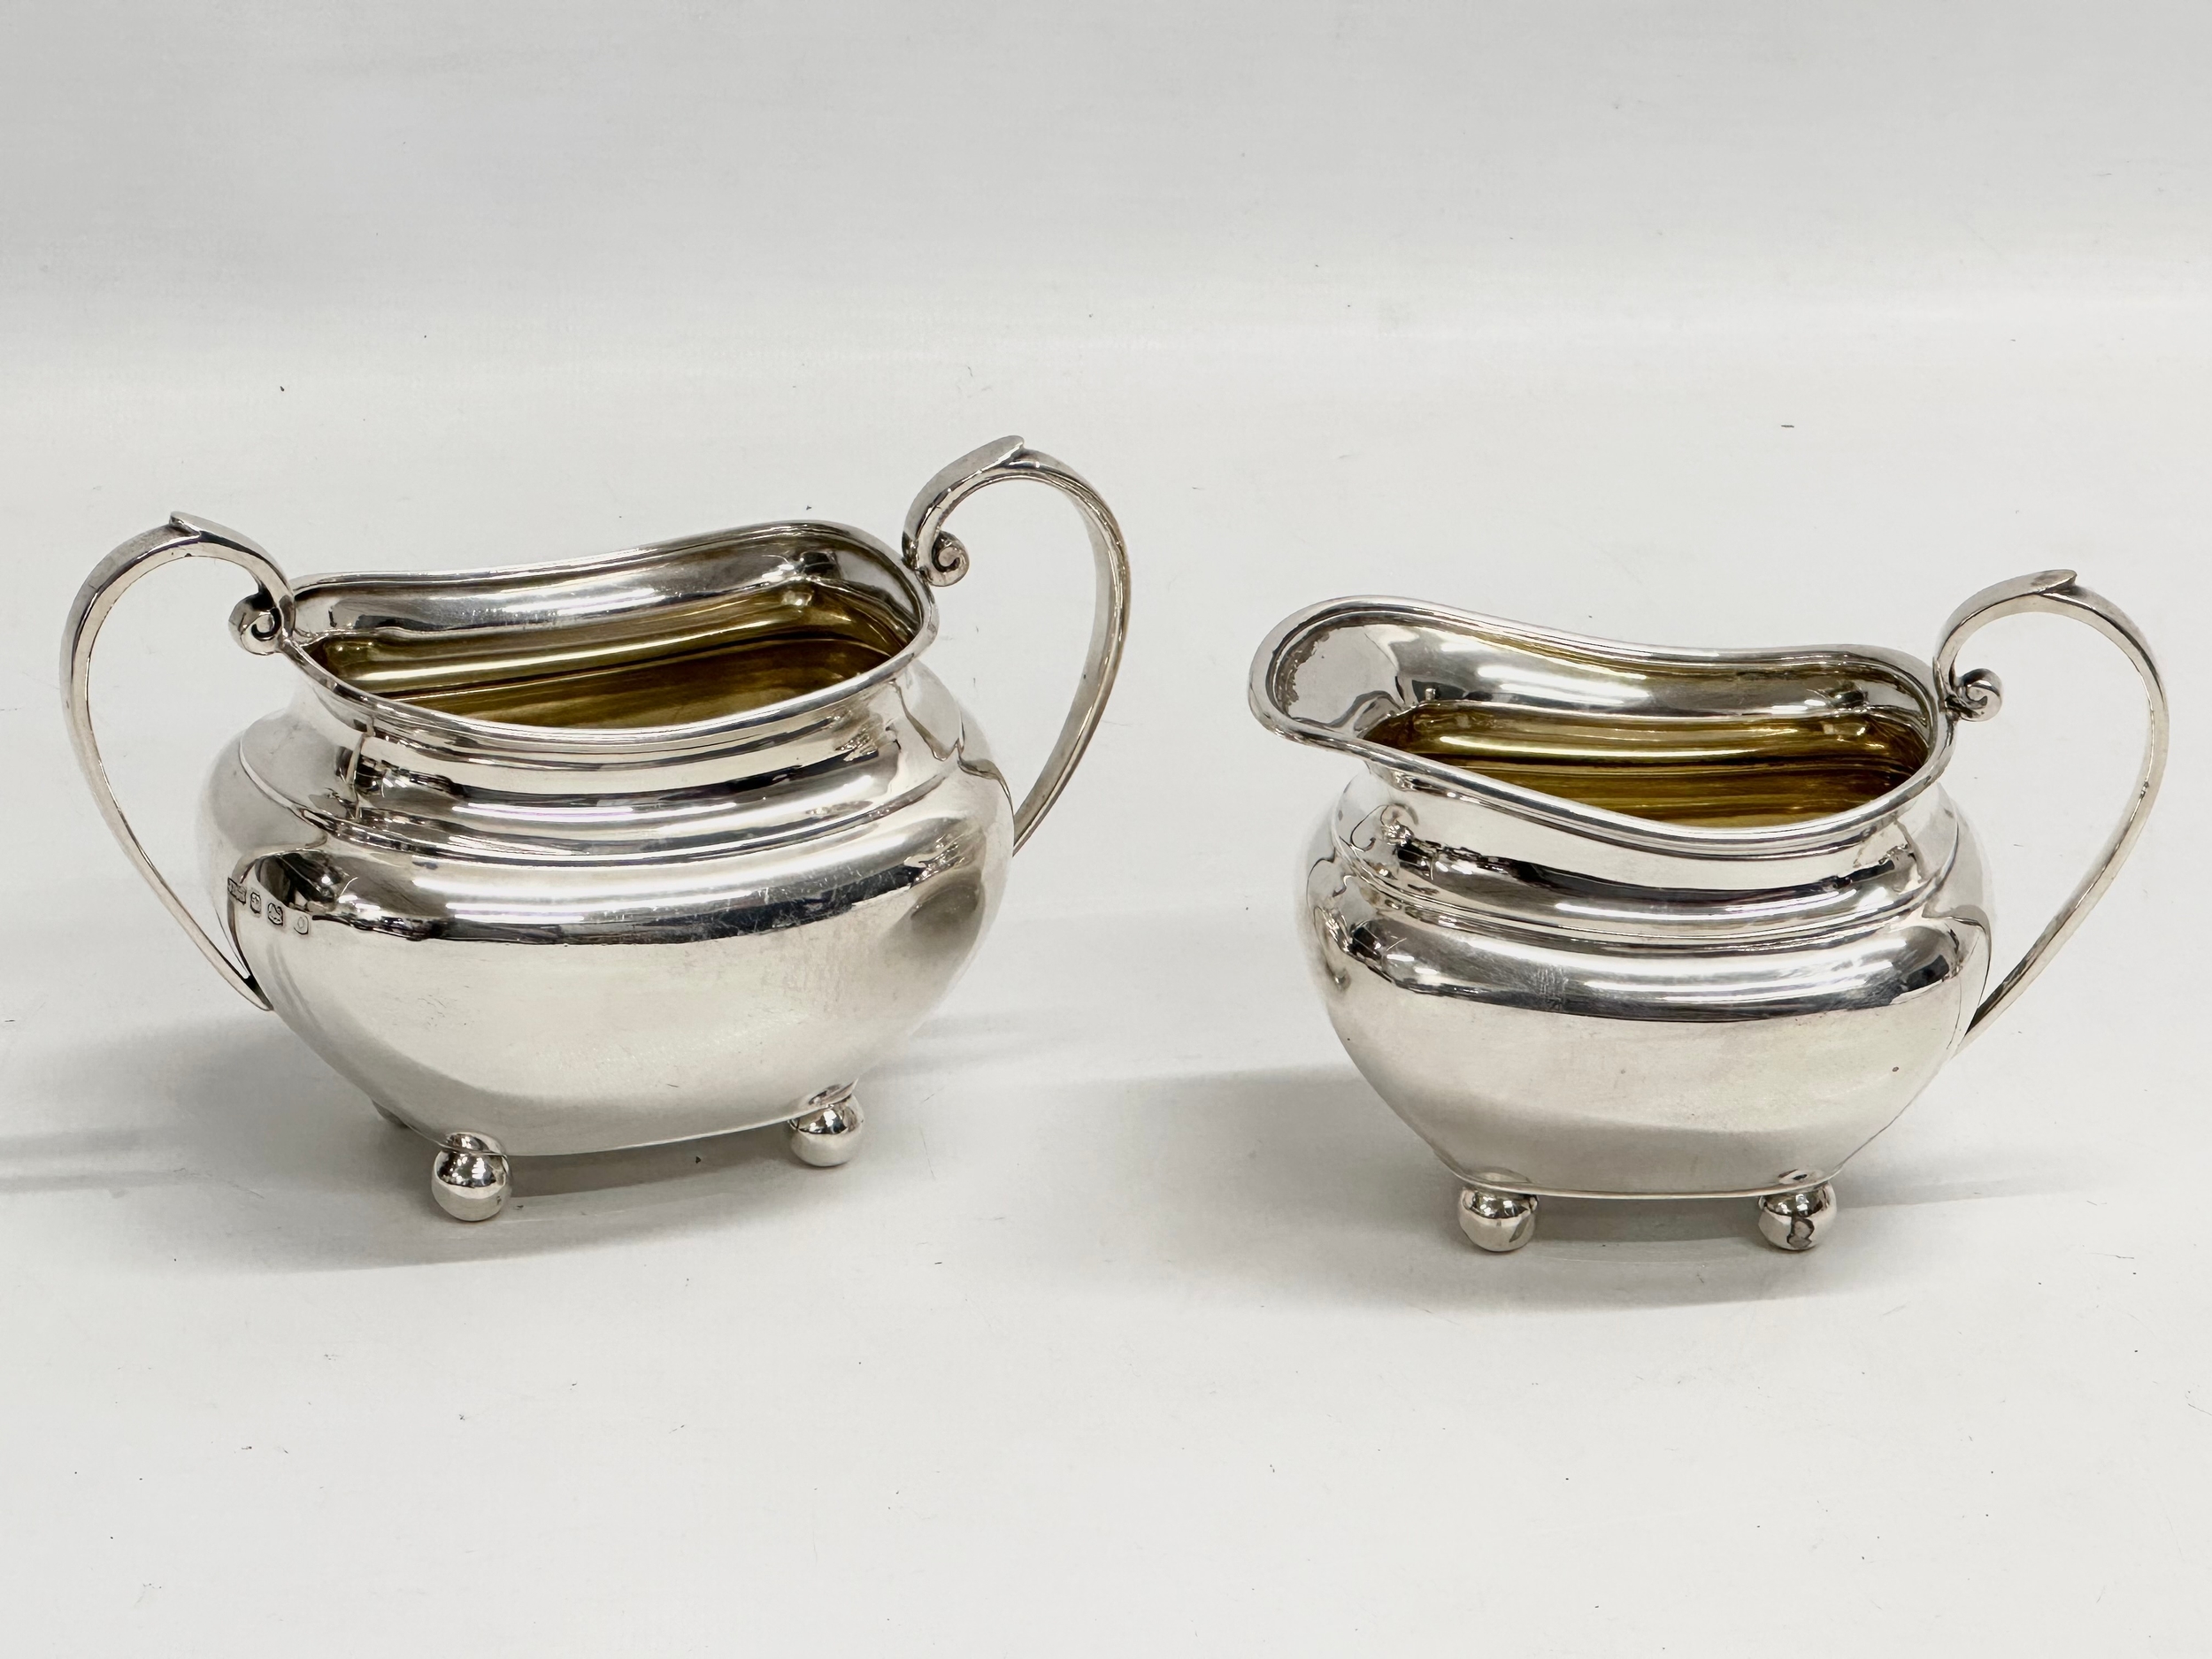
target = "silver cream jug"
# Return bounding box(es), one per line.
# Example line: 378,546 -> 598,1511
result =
65,437 -> 1128,1218
1250,572 -> 2163,1252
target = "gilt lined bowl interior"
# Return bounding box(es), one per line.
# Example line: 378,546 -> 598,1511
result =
1263,603 -> 1943,830
1363,703 -> 1929,826
292,525 -> 926,731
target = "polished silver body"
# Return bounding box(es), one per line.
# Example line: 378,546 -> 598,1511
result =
65,438 -> 1129,1209
1252,572 -> 2163,1246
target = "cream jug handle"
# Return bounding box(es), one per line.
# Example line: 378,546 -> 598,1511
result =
61,514 -> 296,1011
1932,570 -> 2168,1044
902,437 -> 1132,852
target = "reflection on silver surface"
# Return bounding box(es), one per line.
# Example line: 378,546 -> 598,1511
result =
1252,574 -> 2164,1250
65,438 -> 1130,1217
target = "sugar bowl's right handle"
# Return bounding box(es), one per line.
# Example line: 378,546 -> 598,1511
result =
1933,569 -> 2169,1043
903,437 -> 1131,852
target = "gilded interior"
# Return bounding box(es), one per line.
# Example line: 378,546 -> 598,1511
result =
1363,702 -> 1930,827
310,584 -> 912,729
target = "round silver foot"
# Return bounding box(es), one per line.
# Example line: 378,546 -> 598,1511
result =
432,1133 -> 510,1221
1458,1185 -> 1539,1253
373,1101 -> 410,1130
1757,1182 -> 1837,1251
787,1087 -> 864,1168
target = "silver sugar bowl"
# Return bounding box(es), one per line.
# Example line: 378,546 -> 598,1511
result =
65,437 -> 1129,1218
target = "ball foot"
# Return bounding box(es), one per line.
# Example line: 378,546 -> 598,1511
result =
432,1133 -> 510,1221
1756,1182 -> 1837,1251
787,1086 -> 864,1168
1458,1184 -> 1539,1253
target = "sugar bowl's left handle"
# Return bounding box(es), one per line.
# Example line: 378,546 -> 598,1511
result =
60,514 -> 296,1010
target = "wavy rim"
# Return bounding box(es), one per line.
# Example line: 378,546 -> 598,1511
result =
1249,593 -> 1955,860
276,520 -> 938,757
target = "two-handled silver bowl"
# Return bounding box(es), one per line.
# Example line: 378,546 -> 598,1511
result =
64,438 -> 1129,1218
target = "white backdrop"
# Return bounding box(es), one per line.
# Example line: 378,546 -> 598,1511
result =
4,4 -> 2207,1652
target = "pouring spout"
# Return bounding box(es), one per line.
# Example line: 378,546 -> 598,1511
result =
1250,595 -> 1666,756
